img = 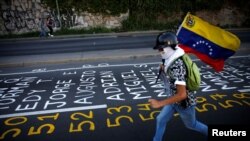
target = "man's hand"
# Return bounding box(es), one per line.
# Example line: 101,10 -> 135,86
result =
149,85 -> 187,109
155,63 -> 165,84
159,64 -> 165,71
148,99 -> 163,109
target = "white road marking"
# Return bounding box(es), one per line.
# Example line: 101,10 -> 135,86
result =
238,89 -> 250,92
0,55 -> 249,76
0,62 -> 159,76
238,86 -> 250,92
0,104 -> 107,119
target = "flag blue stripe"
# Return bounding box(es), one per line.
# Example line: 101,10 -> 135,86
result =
177,28 -> 235,60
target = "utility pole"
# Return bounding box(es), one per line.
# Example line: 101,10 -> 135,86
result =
55,0 -> 61,28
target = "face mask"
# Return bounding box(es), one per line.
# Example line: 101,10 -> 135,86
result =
160,47 -> 174,59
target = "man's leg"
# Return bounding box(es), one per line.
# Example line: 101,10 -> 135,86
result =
153,105 -> 175,141
47,26 -> 52,36
40,28 -> 46,37
50,26 -> 53,35
176,105 -> 208,136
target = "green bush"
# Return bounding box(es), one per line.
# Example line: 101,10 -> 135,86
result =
42,0 -> 230,31
1,0 -> 245,38
0,32 -> 40,39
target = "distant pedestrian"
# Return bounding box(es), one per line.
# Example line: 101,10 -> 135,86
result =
46,16 -> 54,37
39,18 -> 47,38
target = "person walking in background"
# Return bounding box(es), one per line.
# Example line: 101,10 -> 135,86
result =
148,32 -> 208,141
39,18 -> 47,38
46,16 -> 54,37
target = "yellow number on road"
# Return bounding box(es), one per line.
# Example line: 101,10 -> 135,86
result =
0,128 -> 21,139
69,111 -> 95,132
107,106 -> 133,127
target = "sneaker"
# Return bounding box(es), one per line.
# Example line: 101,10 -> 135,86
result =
48,33 -> 51,36
50,35 -> 54,37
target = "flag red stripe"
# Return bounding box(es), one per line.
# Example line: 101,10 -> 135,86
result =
179,44 -> 224,72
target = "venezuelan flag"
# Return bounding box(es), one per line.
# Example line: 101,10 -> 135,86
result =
176,12 -> 241,72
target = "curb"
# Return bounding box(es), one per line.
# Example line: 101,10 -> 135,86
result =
0,52 -> 159,68
0,30 -> 161,42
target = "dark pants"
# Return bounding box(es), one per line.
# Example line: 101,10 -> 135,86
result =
47,26 -> 53,35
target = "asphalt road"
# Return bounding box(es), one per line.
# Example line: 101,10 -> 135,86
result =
0,29 -> 249,141
0,32 -> 156,56
0,55 -> 250,141
0,29 -> 249,56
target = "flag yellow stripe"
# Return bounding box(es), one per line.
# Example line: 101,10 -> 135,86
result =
181,13 -> 240,52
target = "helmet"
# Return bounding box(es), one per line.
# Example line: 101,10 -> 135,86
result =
153,32 -> 178,50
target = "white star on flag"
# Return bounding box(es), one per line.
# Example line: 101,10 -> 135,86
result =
192,40 -> 214,56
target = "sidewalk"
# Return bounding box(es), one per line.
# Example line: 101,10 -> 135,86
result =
1,28 -> 248,41
0,30 -> 161,42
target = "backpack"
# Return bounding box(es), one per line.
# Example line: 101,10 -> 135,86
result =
168,54 -> 201,91
181,54 -> 201,91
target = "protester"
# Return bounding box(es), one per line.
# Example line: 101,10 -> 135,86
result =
46,16 -> 54,37
148,32 -> 208,141
39,18 -> 47,38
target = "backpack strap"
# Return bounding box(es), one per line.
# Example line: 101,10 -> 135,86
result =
166,55 -> 184,71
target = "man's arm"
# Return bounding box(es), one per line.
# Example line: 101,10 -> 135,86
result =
148,84 -> 187,108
